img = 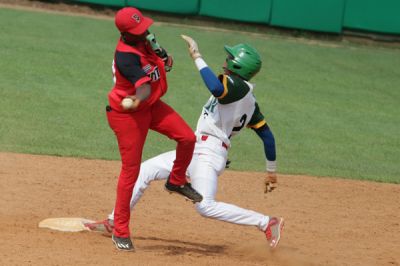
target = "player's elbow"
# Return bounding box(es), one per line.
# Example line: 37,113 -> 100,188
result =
210,83 -> 224,97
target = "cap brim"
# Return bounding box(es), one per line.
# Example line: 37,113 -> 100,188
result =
224,45 -> 234,55
127,16 -> 153,35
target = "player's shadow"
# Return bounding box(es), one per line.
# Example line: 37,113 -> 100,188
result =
136,236 -> 227,256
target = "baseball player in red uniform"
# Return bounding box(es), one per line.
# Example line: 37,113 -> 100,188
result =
106,7 -> 202,251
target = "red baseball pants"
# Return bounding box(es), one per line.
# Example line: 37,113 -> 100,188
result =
106,100 -> 195,237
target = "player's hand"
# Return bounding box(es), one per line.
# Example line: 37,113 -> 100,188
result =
264,172 -> 277,193
181,35 -> 201,60
121,95 -> 141,110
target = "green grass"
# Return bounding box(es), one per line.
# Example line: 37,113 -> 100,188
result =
0,8 -> 399,183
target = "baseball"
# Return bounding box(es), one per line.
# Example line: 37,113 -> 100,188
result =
121,97 -> 134,109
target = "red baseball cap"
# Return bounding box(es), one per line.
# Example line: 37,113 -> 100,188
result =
115,7 -> 153,35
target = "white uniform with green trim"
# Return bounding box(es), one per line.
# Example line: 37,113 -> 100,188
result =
196,77 -> 256,148
108,73 -> 270,232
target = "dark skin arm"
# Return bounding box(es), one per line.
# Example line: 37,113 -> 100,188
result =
122,83 -> 151,111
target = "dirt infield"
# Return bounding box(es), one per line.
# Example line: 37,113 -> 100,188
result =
0,2 -> 399,265
0,152 -> 399,266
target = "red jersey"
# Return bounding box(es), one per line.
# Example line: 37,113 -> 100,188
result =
108,38 -> 168,112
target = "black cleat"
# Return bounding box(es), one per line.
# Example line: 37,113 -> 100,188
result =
165,180 -> 203,203
112,235 -> 134,252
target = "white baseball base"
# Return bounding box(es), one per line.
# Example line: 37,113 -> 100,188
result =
38,217 -> 94,232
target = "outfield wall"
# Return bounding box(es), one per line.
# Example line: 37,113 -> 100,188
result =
72,0 -> 400,35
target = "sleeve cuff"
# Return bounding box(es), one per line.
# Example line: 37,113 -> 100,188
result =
194,58 -> 208,71
247,120 -> 266,129
134,76 -> 151,88
217,74 -> 228,99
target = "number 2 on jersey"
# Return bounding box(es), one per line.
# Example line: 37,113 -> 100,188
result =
232,114 -> 247,132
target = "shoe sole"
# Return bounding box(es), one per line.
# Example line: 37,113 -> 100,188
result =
270,218 -> 285,249
164,187 -> 200,203
112,237 -> 135,252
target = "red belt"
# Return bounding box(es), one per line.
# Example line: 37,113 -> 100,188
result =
201,135 -> 228,149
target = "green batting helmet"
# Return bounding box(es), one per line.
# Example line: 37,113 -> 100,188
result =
224,43 -> 262,81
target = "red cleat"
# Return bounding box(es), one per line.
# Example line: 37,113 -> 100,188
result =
265,217 -> 284,248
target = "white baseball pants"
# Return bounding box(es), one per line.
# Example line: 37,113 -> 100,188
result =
109,135 -> 269,231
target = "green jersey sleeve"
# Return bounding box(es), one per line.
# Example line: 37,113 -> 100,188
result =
247,102 -> 267,129
217,74 -> 250,104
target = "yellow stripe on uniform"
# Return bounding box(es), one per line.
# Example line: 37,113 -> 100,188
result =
247,120 -> 266,129
217,75 -> 229,99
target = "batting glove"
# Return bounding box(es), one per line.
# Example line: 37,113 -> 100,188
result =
181,35 -> 202,60
265,171 -> 277,193
164,55 -> 173,72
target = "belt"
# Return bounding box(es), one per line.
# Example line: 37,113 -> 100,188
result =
200,135 -> 228,150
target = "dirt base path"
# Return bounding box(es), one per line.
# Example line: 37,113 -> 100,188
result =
0,152 -> 399,265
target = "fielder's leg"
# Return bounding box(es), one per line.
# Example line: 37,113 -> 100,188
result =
87,151 -> 176,235
150,100 -> 195,185
150,100 -> 202,202
106,108 -> 150,240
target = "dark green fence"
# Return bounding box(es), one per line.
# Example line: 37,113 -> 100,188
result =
74,0 -> 124,7
270,0 -> 345,33
343,0 -> 400,35
199,0 -> 272,24
126,0 -> 200,15
72,0 -> 400,35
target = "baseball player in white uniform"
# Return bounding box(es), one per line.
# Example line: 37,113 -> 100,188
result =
85,35 -> 284,249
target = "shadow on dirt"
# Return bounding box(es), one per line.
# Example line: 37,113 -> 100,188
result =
136,236 -> 227,256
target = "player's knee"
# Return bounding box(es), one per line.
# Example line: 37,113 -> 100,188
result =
195,200 -> 216,217
175,129 -> 196,144
181,132 -> 196,145
121,161 -> 140,174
